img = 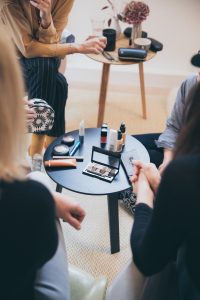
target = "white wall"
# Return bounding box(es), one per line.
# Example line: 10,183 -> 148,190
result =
66,0 -> 200,88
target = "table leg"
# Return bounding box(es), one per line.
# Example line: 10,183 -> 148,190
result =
107,193 -> 120,254
56,184 -> 62,193
97,63 -> 111,127
138,62 -> 147,119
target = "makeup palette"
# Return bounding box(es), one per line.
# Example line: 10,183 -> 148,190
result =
61,135 -> 75,147
52,144 -> 69,156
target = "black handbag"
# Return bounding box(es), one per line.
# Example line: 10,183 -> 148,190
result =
27,98 -> 55,133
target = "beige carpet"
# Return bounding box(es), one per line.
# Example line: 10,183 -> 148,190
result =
59,83 -> 170,286
65,84 -> 169,135
61,193 -> 133,286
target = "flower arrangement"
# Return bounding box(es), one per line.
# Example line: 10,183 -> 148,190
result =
101,0 -> 119,27
119,1 -> 150,25
102,0 -> 150,26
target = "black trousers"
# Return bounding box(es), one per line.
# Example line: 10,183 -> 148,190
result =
132,133 -> 164,168
20,57 -> 68,137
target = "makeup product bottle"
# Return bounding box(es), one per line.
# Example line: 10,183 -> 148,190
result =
117,130 -> 123,152
108,129 -> 117,152
101,128 -> 107,144
120,122 -> 126,146
44,159 -> 77,168
79,120 -> 85,144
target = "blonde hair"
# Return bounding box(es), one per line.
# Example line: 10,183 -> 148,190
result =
0,29 -> 27,181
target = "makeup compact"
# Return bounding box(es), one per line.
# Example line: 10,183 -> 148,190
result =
61,135 -> 75,147
52,144 -> 69,156
83,146 -> 121,183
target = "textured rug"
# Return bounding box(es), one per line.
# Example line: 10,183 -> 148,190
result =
61,191 -> 133,286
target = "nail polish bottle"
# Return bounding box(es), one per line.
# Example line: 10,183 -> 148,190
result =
101,128 -> 107,144
120,122 -> 126,146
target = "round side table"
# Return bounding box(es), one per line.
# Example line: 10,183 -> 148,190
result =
87,36 -> 156,126
44,128 -> 150,253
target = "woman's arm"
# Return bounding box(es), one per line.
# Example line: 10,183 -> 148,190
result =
131,159 -> 188,276
2,3 -> 106,58
52,191 -> 86,230
31,0 -> 75,44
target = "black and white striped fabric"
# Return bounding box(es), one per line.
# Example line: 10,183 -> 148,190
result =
20,57 -> 68,137
27,98 -> 55,133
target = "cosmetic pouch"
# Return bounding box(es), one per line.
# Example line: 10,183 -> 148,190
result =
118,48 -> 147,61
27,98 -> 55,133
148,38 -> 163,52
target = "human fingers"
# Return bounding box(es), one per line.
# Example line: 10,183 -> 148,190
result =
158,161 -> 169,176
23,99 -> 29,106
87,39 -> 105,52
25,107 -> 36,117
133,169 -> 148,196
30,0 -> 50,10
130,160 -> 143,183
143,163 -> 160,178
87,37 -> 106,47
66,214 -> 82,230
98,36 -> 107,44
88,45 -> 104,54
25,110 -> 37,124
67,207 -> 86,230
86,35 -> 99,40
143,163 -> 161,193
133,160 -> 145,169
72,206 -> 86,223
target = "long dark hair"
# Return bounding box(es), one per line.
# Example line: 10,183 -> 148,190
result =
174,82 -> 200,157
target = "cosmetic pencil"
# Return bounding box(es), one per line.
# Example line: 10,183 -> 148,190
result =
52,156 -> 84,161
69,140 -> 81,156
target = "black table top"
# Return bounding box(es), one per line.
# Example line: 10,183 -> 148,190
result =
44,128 -> 150,196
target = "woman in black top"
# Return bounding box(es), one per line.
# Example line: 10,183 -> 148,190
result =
0,28 -> 85,300
131,82 -> 200,299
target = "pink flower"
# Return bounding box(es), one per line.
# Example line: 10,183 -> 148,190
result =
120,1 -> 150,25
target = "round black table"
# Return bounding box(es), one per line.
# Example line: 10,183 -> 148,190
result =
44,128 -> 150,253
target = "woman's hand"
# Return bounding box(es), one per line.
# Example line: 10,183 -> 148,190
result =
30,0 -> 52,29
134,170 -> 154,208
158,149 -> 173,175
24,100 -> 37,125
131,160 -> 161,194
53,192 -> 86,230
76,36 -> 107,54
